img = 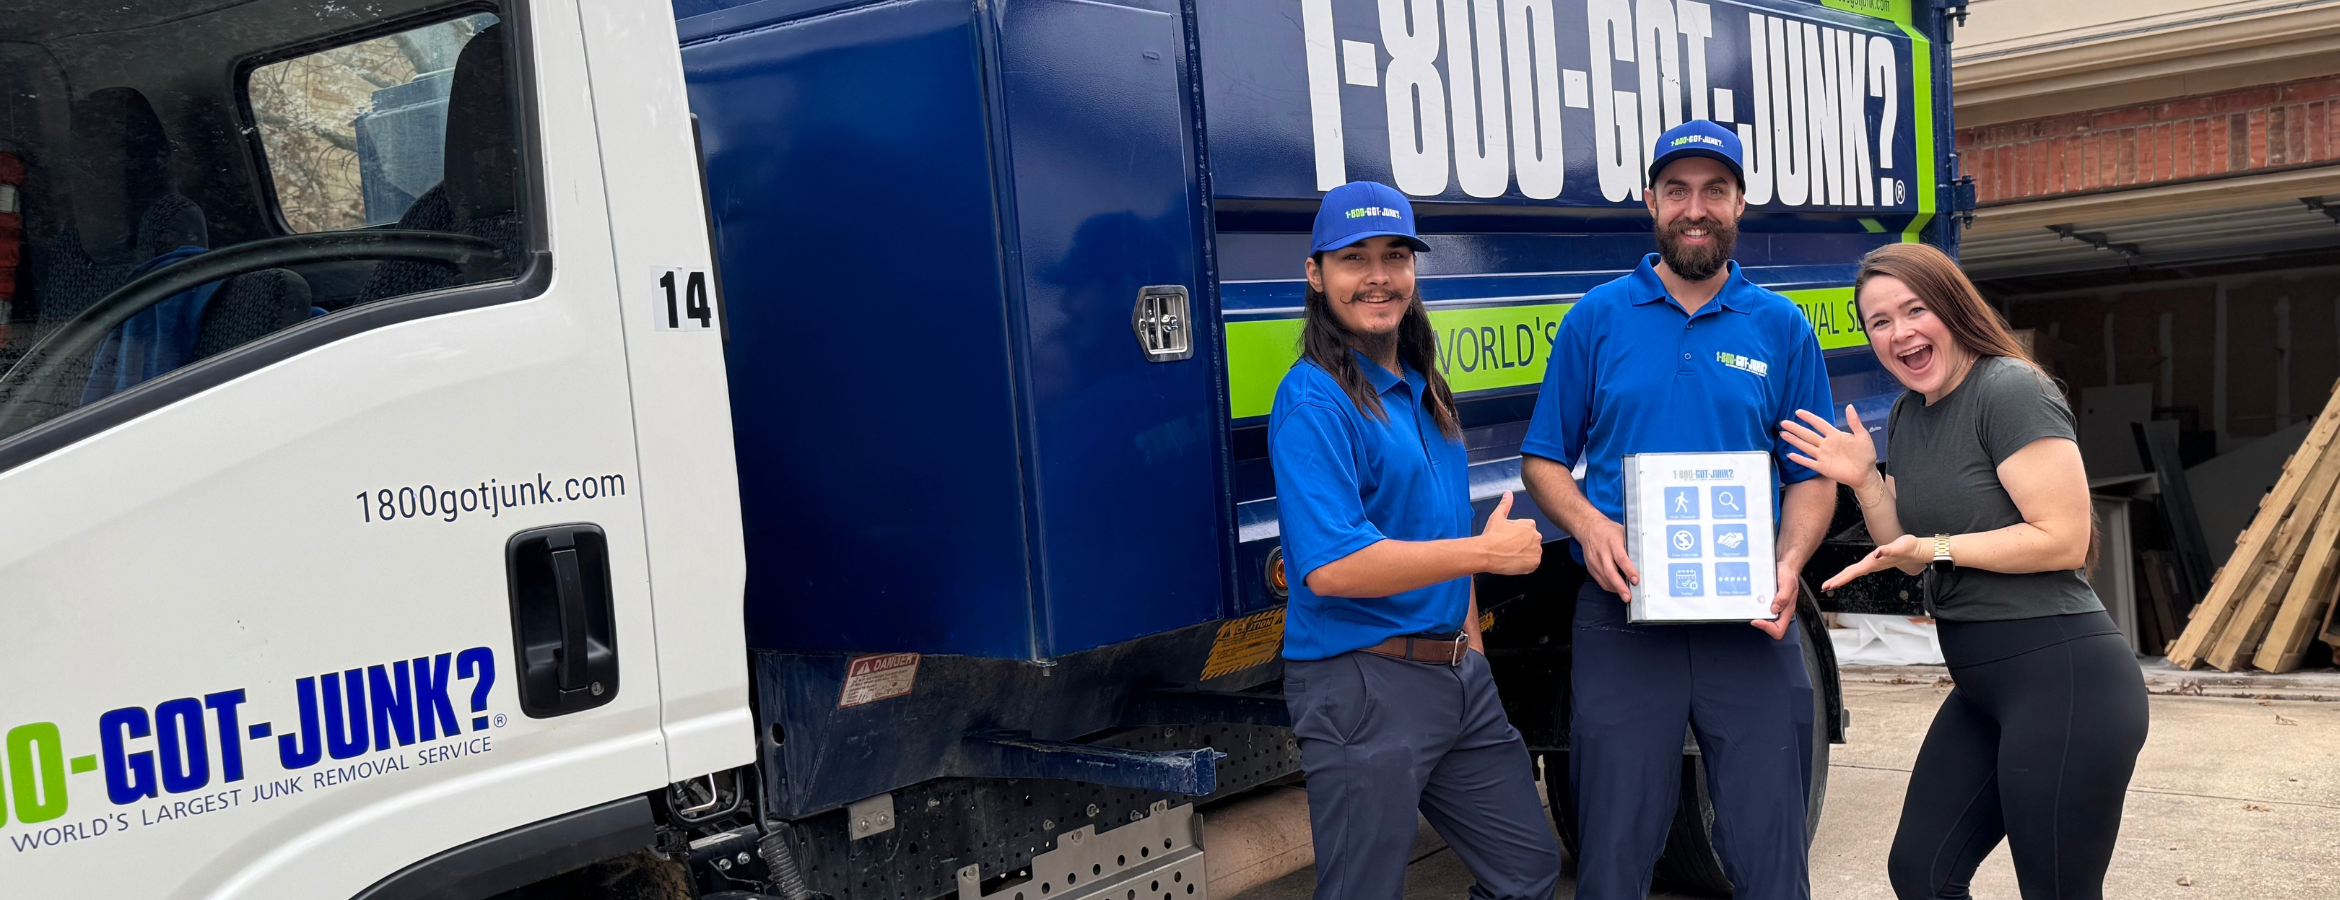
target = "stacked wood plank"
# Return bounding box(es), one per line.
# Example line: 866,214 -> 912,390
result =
2322,594 -> 2340,660
2167,380 -> 2340,673
2135,551 -> 2186,655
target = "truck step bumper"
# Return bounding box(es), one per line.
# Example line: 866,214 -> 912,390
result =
956,801 -> 1205,900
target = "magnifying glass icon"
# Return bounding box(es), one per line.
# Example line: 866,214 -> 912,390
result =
1719,492 -> 1742,514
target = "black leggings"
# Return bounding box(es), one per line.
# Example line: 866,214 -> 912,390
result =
1888,610 -> 2149,900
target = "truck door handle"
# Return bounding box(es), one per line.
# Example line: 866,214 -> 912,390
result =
507,524 -> 620,718
1131,285 -> 1194,362
549,543 -> 591,691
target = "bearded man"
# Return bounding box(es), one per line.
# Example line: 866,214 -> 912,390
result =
1519,120 -> 1837,900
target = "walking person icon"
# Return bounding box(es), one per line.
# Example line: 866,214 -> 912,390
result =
1664,486 -> 1699,520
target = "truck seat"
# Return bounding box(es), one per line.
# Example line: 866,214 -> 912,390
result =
33,86 -> 207,335
192,268 -> 312,361
23,86 -> 314,405
355,23 -> 521,305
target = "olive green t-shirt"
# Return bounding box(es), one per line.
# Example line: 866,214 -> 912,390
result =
1887,356 -> 2103,622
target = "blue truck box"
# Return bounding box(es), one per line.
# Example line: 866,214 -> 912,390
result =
672,0 -> 1959,894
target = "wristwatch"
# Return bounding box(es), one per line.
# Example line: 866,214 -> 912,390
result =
1930,534 -> 1954,573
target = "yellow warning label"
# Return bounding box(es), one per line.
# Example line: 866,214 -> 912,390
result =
1200,608 -> 1286,680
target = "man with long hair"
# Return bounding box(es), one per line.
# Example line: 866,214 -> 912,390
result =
1269,181 -> 1560,900
1520,121 -> 1836,899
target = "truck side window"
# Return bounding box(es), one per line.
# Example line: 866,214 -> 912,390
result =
252,14 -> 505,234
0,6 -> 531,447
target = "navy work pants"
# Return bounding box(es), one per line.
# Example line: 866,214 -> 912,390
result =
1285,647 -> 1562,900
1569,583 -> 1815,900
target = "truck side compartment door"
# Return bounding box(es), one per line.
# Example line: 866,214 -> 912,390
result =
1000,0 -> 1226,656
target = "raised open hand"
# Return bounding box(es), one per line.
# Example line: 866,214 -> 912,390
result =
1781,404 -> 1877,488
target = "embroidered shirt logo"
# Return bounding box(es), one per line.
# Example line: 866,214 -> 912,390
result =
1715,352 -> 1769,377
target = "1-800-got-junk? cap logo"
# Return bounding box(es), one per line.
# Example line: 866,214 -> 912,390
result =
1311,181 -> 1432,254
1647,119 -> 1745,189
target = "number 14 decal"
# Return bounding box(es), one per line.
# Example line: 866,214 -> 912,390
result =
656,269 -> 717,331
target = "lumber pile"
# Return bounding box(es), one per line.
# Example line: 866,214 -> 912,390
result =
2167,382 -> 2340,672
2135,551 -> 2187,656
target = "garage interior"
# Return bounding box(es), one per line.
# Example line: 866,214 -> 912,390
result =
1948,0 -> 2340,668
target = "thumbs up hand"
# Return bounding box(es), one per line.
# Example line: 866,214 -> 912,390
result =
1479,491 -> 1544,576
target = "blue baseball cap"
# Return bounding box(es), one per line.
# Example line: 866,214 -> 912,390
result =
1648,119 -> 1744,189
1310,181 -> 1431,254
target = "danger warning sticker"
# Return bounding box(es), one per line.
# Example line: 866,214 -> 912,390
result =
1199,608 -> 1286,680
839,652 -> 921,708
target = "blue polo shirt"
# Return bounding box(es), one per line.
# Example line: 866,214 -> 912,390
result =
1270,350 -> 1473,660
1522,255 -> 1833,557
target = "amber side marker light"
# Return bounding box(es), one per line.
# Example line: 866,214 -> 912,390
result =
1265,547 -> 1289,599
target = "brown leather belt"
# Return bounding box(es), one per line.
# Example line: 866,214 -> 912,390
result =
1360,633 -> 1470,666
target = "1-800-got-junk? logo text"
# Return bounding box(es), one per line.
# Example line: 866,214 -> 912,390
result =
1299,0 -> 1914,209
0,646 -> 505,852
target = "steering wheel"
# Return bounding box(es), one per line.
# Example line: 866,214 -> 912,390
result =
0,230 -> 506,437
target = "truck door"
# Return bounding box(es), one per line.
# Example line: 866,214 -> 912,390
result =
0,2 -> 676,896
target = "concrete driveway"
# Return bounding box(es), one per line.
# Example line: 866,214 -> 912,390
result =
1235,669 -> 2340,899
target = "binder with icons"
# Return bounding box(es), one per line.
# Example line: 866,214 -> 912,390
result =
1621,450 -> 1779,623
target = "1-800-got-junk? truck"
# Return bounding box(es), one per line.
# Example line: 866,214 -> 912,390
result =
0,0 -> 1963,897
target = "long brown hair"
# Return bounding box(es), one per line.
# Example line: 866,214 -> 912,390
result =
1854,242 -> 2098,570
1300,252 -> 1461,440
1854,243 -> 2037,369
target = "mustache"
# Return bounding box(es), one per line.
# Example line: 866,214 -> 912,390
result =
1656,215 -> 1736,280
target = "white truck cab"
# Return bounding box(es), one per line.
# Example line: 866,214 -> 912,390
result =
0,2 -> 751,896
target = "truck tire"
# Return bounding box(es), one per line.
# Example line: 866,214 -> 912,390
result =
1543,589 -> 1834,897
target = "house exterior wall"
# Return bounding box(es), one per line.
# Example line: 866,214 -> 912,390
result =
1958,76 -> 2340,206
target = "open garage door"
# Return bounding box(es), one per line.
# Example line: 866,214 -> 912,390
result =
1963,194 -> 2340,281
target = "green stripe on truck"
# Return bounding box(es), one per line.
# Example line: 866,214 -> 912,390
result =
1222,288 -> 1870,418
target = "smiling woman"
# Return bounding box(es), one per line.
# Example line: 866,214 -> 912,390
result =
1856,245 -> 2039,405
1779,241 -> 2148,900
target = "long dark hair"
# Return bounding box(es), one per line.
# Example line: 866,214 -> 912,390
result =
1854,242 -> 2097,570
1300,252 -> 1461,440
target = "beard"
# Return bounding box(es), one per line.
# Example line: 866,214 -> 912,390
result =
1349,326 -> 1400,362
1656,215 -> 1738,282
1336,286 -> 1413,359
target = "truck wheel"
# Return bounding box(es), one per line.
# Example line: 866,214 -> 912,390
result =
1543,591 -> 1834,897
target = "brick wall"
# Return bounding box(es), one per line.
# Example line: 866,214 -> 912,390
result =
1956,76 -> 2340,205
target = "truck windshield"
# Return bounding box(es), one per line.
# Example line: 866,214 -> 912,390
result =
0,1 -> 528,447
